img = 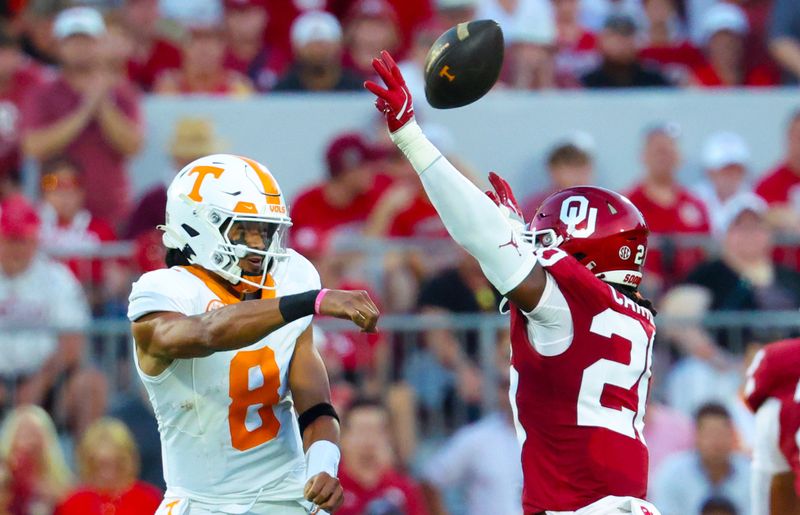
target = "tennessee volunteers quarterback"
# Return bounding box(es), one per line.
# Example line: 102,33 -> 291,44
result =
127,154 -> 379,514
366,51 -> 660,515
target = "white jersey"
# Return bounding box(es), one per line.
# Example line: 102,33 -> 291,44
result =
127,249 -> 320,506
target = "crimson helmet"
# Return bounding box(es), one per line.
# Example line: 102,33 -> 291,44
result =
523,186 -> 649,288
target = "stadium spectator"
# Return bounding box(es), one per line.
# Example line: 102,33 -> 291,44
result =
503,4 -> 562,90
124,116 -> 224,240
0,460 -> 10,515
693,131 -> 752,236
222,0 -> 288,92
21,7 -> 143,228
579,0 -> 645,32
397,21 -> 446,108
700,497 -> 738,515
107,386 -> 163,490
121,0 -> 181,91
644,401 -> 695,479
581,13 -> 672,88
154,18 -> 253,95
55,418 -> 161,515
342,0 -> 401,80
690,2 -> 777,88
651,403 -> 750,515
420,375 -> 522,515
17,0 -> 62,66
38,158 -> 117,298
0,22 -> 48,194
329,0 -> 433,53
638,0 -> 705,85
434,0 -> 476,26
755,109 -> 800,232
0,195 -> 107,435
0,405 -> 72,515
337,399 -> 428,515
477,0 -> 553,37
551,0 -> 599,82
521,137 -> 594,217
290,132 -> 390,245
768,0 -> 800,84
626,123 -> 710,288
274,11 -> 363,92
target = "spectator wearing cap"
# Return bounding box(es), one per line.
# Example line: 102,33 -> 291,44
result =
0,23 -> 49,194
503,2 -> 566,90
329,0 -> 433,54
652,403 -> 750,515
581,14 -> 672,88
154,13 -> 253,95
769,0 -> 800,84
693,131 -> 753,236
626,124 -> 710,288
21,7 -> 143,229
342,0 -> 401,79
550,0 -> 600,84
290,132 -> 391,248
337,399 -> 428,515
755,109 -> 800,233
222,0 -> 289,92
274,11 -> 363,92
0,195 -> 107,436
521,137 -> 594,217
38,157 -> 117,301
579,0 -> 645,33
120,0 -> 181,91
434,0 -> 477,27
637,0 -> 706,85
690,2 -> 777,88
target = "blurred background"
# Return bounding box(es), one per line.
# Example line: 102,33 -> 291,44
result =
0,0 -> 797,514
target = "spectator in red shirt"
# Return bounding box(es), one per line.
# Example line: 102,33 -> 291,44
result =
343,0 -> 401,79
520,137 -> 595,217
38,157 -> 117,296
273,10 -> 364,92
121,0 -> 181,91
626,123 -> 710,288
0,23 -> 48,194
433,0 -> 477,27
755,109 -> 800,232
223,0 -> 289,92
690,2 -> 777,88
638,0 -> 706,85
551,0 -> 600,83
291,132 -> 390,247
55,418 -> 161,515
21,7 -> 143,229
154,19 -> 253,95
338,399 -> 429,515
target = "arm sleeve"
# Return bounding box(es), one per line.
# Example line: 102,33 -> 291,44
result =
391,121 -> 537,294
521,271 -> 574,357
127,271 -> 195,322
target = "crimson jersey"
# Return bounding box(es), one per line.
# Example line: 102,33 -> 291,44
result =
745,339 -> 800,494
508,248 -> 655,513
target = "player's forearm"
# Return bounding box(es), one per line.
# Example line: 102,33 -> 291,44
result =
391,121 -> 536,294
770,38 -> 800,79
302,417 -> 340,451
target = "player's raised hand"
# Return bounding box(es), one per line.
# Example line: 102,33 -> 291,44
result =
364,50 -> 415,133
317,290 -> 380,333
304,472 -> 343,513
486,172 -> 526,231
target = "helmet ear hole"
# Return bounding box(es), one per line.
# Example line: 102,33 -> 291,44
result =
181,224 -> 199,237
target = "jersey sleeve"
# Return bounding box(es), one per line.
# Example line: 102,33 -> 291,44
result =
127,269 -> 196,322
745,339 -> 800,411
286,249 -> 321,292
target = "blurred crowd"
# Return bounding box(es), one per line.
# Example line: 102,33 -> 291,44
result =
0,0 -> 797,514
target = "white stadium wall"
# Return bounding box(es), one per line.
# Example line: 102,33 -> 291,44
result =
131,89 -> 800,203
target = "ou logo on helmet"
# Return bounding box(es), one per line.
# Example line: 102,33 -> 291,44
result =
560,196 -> 597,237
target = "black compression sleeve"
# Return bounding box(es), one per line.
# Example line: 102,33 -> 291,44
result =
298,402 -> 340,434
278,290 -> 320,323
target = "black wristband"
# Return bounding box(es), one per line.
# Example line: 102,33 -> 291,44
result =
279,290 -> 320,323
298,402 -> 340,435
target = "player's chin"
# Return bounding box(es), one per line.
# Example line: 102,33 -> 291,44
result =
239,257 -> 264,276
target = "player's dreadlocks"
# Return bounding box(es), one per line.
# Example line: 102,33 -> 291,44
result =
165,247 -> 192,267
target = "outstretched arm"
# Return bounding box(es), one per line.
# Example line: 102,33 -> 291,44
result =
365,51 -> 545,309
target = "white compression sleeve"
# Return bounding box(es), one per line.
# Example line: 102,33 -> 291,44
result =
391,121 -> 537,294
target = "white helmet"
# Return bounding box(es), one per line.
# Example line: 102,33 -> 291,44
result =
161,154 -> 292,290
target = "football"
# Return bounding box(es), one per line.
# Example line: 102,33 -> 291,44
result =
423,19 -> 505,109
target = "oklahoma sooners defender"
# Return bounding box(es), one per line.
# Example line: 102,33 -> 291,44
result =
745,339 -> 800,515
128,154 -> 379,514
365,51 -> 659,514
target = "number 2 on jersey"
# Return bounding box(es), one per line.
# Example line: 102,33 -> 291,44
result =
578,308 -> 654,440
229,347 -> 281,451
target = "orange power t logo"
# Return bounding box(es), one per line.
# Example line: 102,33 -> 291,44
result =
165,500 -> 180,515
187,166 -> 224,202
439,65 -> 456,82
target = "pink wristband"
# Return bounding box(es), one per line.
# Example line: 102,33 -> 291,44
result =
314,289 -> 330,315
